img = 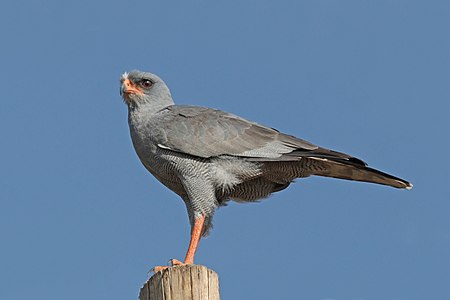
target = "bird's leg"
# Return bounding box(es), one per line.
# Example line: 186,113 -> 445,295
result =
183,214 -> 205,264
170,214 -> 205,265
152,215 -> 205,273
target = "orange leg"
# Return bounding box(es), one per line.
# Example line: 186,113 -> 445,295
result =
183,215 -> 205,264
152,215 -> 205,273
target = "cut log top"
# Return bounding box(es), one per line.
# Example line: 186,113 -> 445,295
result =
139,265 -> 220,300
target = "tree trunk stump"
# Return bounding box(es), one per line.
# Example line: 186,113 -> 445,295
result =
139,265 -> 220,300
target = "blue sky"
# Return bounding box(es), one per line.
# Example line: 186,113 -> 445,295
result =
1,1 -> 449,299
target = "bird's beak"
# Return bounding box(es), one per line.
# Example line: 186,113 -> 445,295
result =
120,79 -> 143,97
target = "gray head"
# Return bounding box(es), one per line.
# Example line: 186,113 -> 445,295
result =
120,70 -> 174,110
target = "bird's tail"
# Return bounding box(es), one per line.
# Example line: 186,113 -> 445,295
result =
307,157 -> 412,189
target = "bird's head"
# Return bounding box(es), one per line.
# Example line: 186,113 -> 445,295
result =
120,70 -> 174,109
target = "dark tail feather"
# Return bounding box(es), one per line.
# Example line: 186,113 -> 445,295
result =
309,157 -> 413,189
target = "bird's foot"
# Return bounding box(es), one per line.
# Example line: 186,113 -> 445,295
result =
151,259 -> 186,273
150,216 -> 203,273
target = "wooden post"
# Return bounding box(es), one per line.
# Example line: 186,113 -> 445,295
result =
139,265 -> 220,300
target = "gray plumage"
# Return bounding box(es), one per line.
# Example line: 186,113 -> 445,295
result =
120,70 -> 412,236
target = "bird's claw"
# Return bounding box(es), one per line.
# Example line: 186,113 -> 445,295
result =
169,258 -> 184,266
150,259 -> 186,274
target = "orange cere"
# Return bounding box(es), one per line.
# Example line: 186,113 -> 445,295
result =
123,78 -> 144,95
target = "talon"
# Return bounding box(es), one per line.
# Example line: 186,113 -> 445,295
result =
148,216 -> 206,275
150,258 -> 185,274
169,258 -> 184,266
151,265 -> 170,273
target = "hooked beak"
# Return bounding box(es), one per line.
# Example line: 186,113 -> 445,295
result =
120,79 -> 143,97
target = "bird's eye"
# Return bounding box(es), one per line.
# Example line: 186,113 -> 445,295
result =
141,79 -> 153,88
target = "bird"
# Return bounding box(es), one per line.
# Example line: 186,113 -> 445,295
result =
119,70 -> 412,271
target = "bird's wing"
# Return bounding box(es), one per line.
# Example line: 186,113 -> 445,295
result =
154,105 -> 364,163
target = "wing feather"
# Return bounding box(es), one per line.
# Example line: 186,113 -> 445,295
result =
154,105 -> 318,159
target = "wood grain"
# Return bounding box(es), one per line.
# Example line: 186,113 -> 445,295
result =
139,265 -> 220,300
